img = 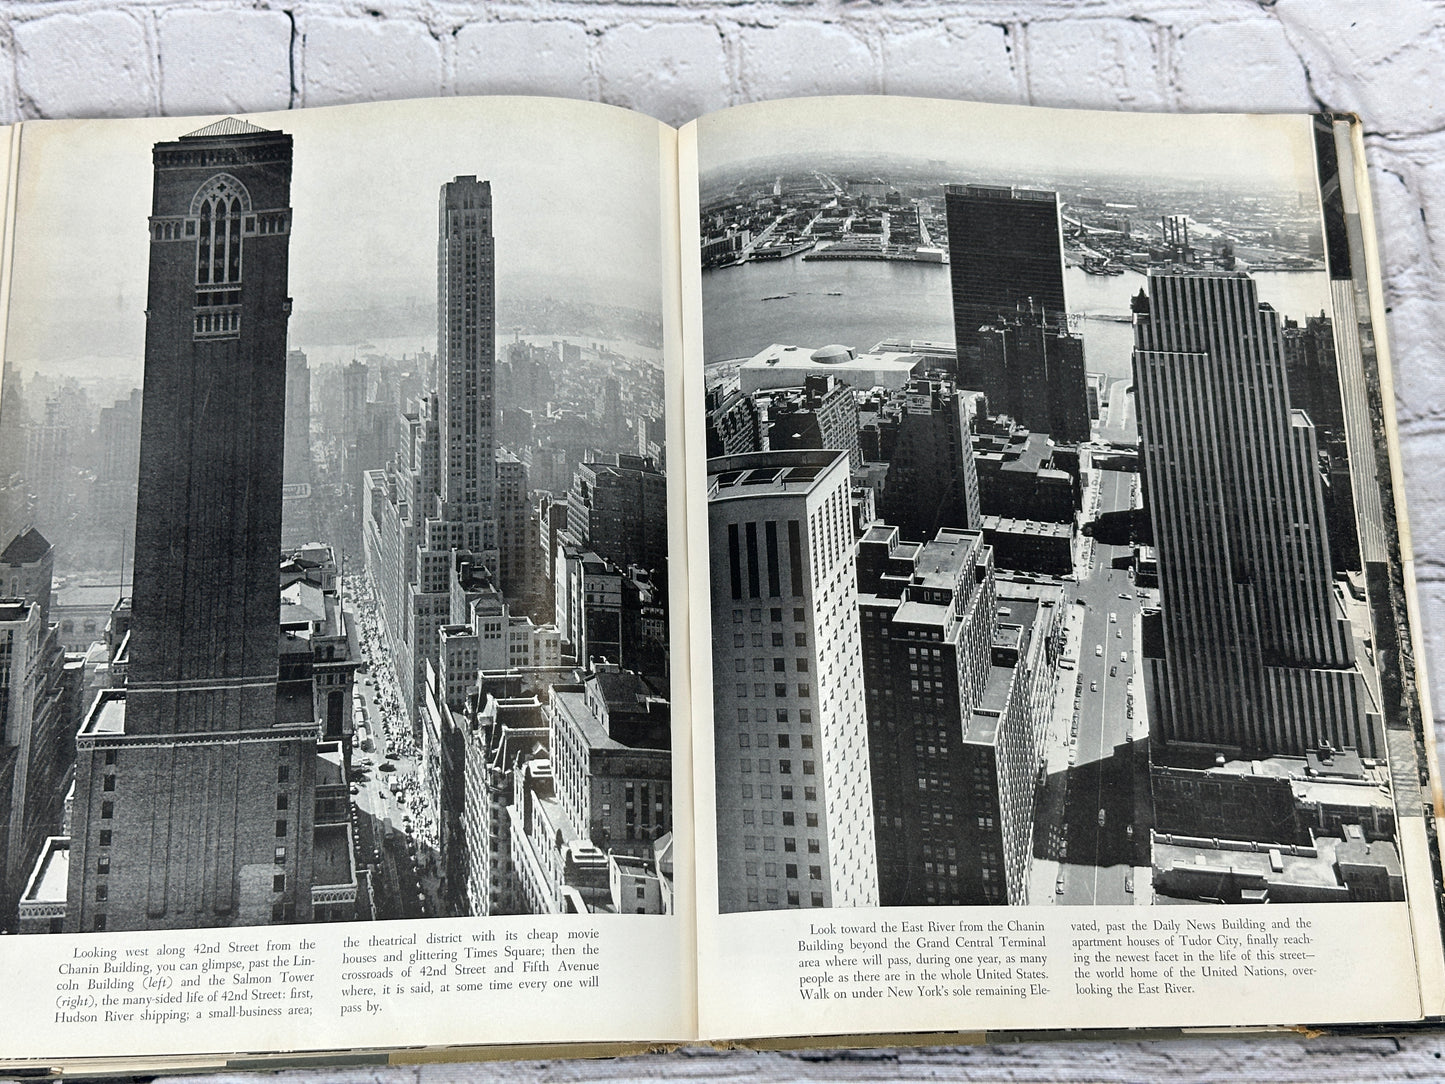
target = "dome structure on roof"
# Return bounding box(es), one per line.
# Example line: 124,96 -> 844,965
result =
810,344 -> 856,364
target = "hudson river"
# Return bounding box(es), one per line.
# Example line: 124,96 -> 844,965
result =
702,259 -> 1332,382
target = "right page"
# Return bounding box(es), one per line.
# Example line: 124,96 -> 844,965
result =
680,96 -> 1445,1040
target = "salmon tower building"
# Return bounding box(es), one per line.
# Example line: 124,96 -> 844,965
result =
1132,270 -> 1377,757
65,120 -> 318,931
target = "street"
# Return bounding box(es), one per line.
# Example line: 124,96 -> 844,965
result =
341,566 -> 446,920
1031,379 -> 1152,905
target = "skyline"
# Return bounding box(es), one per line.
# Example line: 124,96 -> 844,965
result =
3,97 -> 669,382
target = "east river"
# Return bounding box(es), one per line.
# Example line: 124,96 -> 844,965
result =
702,258 -> 1333,382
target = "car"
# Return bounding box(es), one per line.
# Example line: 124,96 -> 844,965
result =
1109,612 -> 1117,623
1098,809 -> 1106,827
1120,653 -> 1128,664
1095,644 -> 1103,657
1110,666 -> 1117,677
1090,681 -> 1098,692
1119,593 -> 1130,600
1056,874 -> 1066,894
348,783 -> 359,795
1117,628 -> 1123,638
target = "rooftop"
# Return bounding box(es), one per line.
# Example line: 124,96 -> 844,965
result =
708,450 -> 847,500
21,836 -> 69,903
182,116 -> 271,139
80,688 -> 127,737
1,526 -> 51,566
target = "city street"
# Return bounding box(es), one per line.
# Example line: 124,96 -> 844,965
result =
341,568 -> 445,920
1032,379 -> 1151,905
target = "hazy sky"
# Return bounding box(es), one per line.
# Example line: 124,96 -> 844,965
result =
4,97 -> 670,381
695,96 -> 1321,195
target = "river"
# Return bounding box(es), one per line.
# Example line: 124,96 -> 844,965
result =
702,260 -> 1332,382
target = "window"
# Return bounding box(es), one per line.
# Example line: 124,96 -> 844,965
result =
795,632 -> 807,647
796,658 -> 808,672
104,750 -> 117,766
743,810 -> 755,824
808,839 -> 820,854
787,890 -> 800,906
811,892 -> 824,907
794,608 -> 805,622
784,838 -> 796,852
745,861 -> 758,876
801,734 -> 813,749
738,733 -> 750,747
774,683 -> 787,697
771,632 -> 784,647
99,830 -> 112,847
797,684 -> 810,698
805,787 -> 816,801
100,801 -> 113,820
777,734 -> 790,748
810,865 -> 822,880
103,776 -> 116,792
273,874 -> 285,893
779,760 -> 792,774
772,658 -> 785,672
277,766 -> 290,784
771,607 -> 783,622
93,914 -> 107,931
276,794 -> 289,811
276,819 -> 288,838
780,786 -> 793,800
744,836 -> 757,851
636,885 -> 646,899
96,884 -> 108,902
275,846 -> 286,864
97,856 -> 110,874
785,863 -> 798,879
806,813 -> 819,828
776,709 -> 789,723
803,761 -> 815,775
747,888 -> 759,903
782,812 -> 795,826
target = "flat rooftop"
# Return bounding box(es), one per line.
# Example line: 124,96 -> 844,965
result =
313,821 -> 356,888
22,836 -> 69,903
80,689 -> 127,737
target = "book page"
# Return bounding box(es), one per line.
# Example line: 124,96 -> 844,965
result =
0,95 -> 693,1066
681,96 -> 1435,1040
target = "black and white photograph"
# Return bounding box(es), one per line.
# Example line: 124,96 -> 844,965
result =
0,99 -> 678,934
700,99 -> 1420,914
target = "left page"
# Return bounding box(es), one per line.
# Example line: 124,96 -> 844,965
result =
0,95 -> 693,1067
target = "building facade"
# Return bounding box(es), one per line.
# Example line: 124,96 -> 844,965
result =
63,119 -> 333,933
708,450 -> 879,912
946,184 -> 1066,384
1132,271 -> 1377,756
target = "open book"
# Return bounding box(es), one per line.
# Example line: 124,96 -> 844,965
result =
0,93 -> 1441,1071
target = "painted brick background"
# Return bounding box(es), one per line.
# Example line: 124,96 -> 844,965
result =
4,0 -> 1445,1077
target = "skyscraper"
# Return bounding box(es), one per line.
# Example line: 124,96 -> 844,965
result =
1132,270 -> 1377,756
709,450 -> 879,912
435,176 -> 499,566
945,184 -> 1066,386
64,119 -> 328,932
877,377 -> 982,542
369,177 -> 502,726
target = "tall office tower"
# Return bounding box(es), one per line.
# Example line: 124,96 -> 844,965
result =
280,348 -> 317,550
283,349 -> 312,487
855,524 -> 1041,906
435,176 -> 498,566
976,302 -> 1090,444
877,377 -> 982,543
945,185 -> 1066,387
1133,271 -> 1377,756
341,359 -> 368,445
23,401 -> 71,536
708,450 -> 878,913
0,528 -> 68,923
65,120 -> 323,932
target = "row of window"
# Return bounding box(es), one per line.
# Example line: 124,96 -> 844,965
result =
744,861 -> 824,880
734,683 -> 812,699
740,783 -> 816,802
739,759 -> 815,775
737,731 -> 813,748
742,836 -> 821,853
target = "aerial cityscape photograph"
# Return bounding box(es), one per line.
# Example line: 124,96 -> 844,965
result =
0,103 -> 675,933
702,105 -> 1415,913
